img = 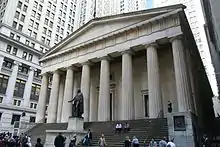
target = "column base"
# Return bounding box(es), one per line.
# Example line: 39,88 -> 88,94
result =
67,117 -> 84,131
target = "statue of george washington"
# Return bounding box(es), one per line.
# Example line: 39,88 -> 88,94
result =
68,89 -> 84,118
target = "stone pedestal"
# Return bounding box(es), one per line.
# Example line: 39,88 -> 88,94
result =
67,117 -> 84,131
166,112 -> 199,147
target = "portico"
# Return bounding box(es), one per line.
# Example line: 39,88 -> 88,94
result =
36,5 -> 212,123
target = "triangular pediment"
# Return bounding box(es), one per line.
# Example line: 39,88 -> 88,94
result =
41,4 -> 185,60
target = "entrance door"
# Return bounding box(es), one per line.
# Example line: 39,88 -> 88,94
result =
144,95 -> 149,117
110,93 -> 113,121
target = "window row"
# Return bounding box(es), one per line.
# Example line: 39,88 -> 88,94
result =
41,36 -> 50,46
12,21 -> 23,32
29,19 -> 39,30
28,29 -> 37,40
10,32 -> 21,42
33,1 -> 43,12
56,26 -> 64,35
48,1 -> 56,11
14,11 -> 25,22
55,34 -> 63,42
17,1 -> 28,12
22,51 -> 33,61
60,2 -> 67,11
46,9 -> 55,20
43,27 -> 52,37
44,18 -> 54,28
30,83 -> 40,100
31,10 -> 41,21
30,102 -> 37,109
0,74 -> 9,94
13,99 -> 21,106
25,39 -> 36,49
59,9 -> 66,19
10,115 -> 36,125
6,45 -> 18,56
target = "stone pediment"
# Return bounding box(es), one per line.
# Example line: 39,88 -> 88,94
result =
41,4 -> 185,61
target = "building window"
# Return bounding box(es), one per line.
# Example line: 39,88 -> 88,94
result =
34,69 -> 41,78
31,84 -> 40,100
14,79 -> 26,97
22,51 -> 27,59
46,10 -> 50,16
43,27 -> 47,34
2,59 -> 13,69
20,14 -> 25,22
31,10 -> 36,17
23,5 -> 28,12
0,74 -> 9,94
33,1 -> 38,8
44,18 -> 49,25
12,47 -> 18,55
17,1 -> 22,9
38,4 -> 43,11
15,11 -> 20,19
12,21 -> 17,29
49,21 -> 53,28
32,32 -> 37,39
10,33 -> 15,38
16,35 -> 20,41
25,40 -> 30,45
13,99 -> 21,106
31,43 -> 35,48
46,39 -> 50,46
18,65 -> 29,74
29,116 -> 35,122
0,97 -> 3,103
28,29 -> 32,36
55,34 -> 58,41
48,30 -> 52,37
36,13 -> 41,20
29,19 -> 34,27
41,36 -> 45,43
18,24 -> 23,31
11,114 -> 20,125
6,45 -> 12,53
28,54 -> 33,61
51,13 -> 55,19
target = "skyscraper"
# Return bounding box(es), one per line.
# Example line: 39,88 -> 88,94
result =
0,0 -> 78,132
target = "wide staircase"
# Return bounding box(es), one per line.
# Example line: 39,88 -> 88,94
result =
81,118 -> 168,147
25,123 -> 68,145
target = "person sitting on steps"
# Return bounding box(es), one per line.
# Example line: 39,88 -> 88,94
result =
124,122 -> 130,132
115,123 -> 122,134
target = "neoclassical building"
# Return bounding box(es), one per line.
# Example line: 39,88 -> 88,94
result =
36,5 -> 214,125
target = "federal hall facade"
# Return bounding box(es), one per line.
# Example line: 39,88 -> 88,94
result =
36,5 -> 214,125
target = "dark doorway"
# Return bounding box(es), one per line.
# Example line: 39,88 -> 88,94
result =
110,93 -> 113,121
144,95 -> 149,117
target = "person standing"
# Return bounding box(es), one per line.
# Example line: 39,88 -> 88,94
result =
35,138 -> 43,147
159,137 -> 167,147
98,134 -> 107,147
54,133 -> 66,147
167,138 -> 176,147
132,136 -> 139,147
124,136 -> 131,147
69,134 -> 76,147
149,138 -> 157,147
87,129 -> 92,146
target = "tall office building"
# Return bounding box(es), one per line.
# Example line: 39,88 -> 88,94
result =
0,0 -> 78,132
153,0 -> 218,96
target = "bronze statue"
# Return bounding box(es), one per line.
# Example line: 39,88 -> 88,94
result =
68,89 -> 84,118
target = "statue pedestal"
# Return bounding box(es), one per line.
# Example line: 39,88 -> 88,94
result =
67,117 -> 84,131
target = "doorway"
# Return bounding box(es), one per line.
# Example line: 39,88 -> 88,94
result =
110,92 -> 113,121
144,94 -> 149,117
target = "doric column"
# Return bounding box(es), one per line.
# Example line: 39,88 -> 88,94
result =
146,44 -> 163,118
47,70 -> 60,123
0,55 -> 4,70
61,66 -> 74,122
4,61 -> 19,104
121,50 -> 134,120
171,36 -> 192,112
81,63 -> 91,122
36,73 -> 48,123
89,78 -> 98,121
57,77 -> 65,123
98,57 -> 110,121
23,67 -> 34,107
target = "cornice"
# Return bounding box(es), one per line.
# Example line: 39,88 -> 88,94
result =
41,9 -> 183,63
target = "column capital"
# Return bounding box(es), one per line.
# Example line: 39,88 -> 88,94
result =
52,69 -> 64,75
29,67 -> 36,71
121,49 -> 134,55
80,61 -> 93,66
99,55 -> 112,61
169,35 -> 184,43
64,65 -> 79,71
144,42 -> 158,49
13,61 -> 21,66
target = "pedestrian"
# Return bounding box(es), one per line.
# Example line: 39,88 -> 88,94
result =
167,138 -> 176,147
35,138 -> 43,147
26,136 -> 32,147
124,136 -> 131,147
132,136 -> 139,147
149,138 -> 157,147
88,129 -> 92,146
54,133 -> 66,147
159,137 -> 167,147
69,134 -> 76,147
98,134 -> 107,147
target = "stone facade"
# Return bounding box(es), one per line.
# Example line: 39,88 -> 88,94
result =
36,5 -> 214,125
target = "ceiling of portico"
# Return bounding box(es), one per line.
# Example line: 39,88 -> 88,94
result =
41,4 -> 186,62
